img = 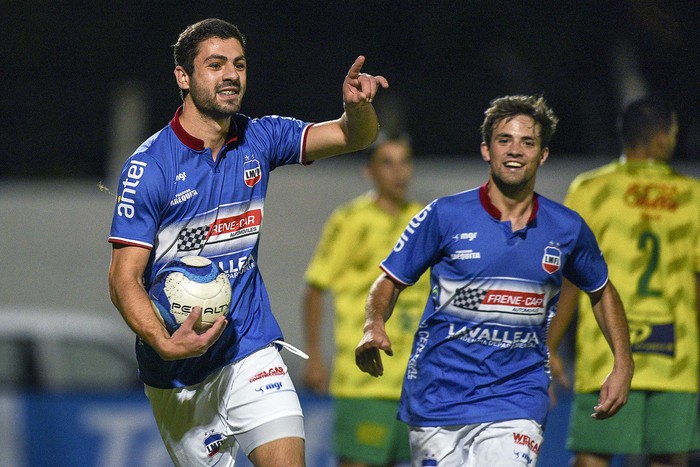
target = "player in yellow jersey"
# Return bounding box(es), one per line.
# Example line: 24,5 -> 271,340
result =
549,97 -> 700,466
302,136 -> 429,466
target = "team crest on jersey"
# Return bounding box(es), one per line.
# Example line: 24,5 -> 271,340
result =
542,245 -> 561,274
243,158 -> 261,187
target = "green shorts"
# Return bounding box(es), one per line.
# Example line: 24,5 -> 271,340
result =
334,397 -> 410,464
568,391 -> 700,455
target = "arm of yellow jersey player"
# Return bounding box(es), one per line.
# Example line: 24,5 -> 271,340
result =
302,284 -> 330,394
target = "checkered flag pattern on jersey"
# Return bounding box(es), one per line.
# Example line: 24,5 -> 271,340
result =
451,287 -> 488,310
177,225 -> 210,251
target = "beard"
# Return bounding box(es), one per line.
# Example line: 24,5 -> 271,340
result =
188,78 -> 242,121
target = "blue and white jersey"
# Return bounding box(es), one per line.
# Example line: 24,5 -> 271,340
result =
382,184 -> 608,426
109,108 -> 312,388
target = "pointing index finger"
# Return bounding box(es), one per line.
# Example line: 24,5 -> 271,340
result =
347,55 -> 366,78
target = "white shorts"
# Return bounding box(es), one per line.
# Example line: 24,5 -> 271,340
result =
145,344 -> 304,466
409,419 -> 543,467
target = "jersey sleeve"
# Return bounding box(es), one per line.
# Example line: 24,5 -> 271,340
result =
108,153 -> 168,249
381,200 -> 441,285
562,216 -> 609,293
251,115 -> 313,169
304,207 -> 352,290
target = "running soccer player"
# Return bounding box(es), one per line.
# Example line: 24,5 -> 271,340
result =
107,18 -> 387,467
355,95 -> 634,466
549,97 -> 700,466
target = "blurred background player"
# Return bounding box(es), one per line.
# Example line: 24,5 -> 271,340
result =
549,97 -> 700,466
302,135 -> 430,466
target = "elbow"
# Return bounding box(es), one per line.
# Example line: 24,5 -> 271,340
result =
108,271 -> 133,312
108,266 -> 125,309
108,283 -> 121,309
108,274 -> 119,308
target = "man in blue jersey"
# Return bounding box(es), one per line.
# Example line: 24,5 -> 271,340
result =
355,95 -> 634,466
108,18 -> 387,467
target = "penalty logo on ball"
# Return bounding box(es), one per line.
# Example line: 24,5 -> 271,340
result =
149,255 -> 231,333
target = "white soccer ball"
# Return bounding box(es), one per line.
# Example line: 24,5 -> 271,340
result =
148,256 -> 231,333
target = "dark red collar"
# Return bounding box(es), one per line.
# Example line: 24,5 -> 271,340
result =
478,182 -> 539,224
169,106 -> 239,151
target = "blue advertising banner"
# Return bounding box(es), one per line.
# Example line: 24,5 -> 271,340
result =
1,390 -> 582,466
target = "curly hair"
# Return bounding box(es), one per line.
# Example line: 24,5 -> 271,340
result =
480,95 -> 559,149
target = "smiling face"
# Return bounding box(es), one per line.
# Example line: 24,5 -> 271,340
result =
480,114 -> 549,194
175,37 -> 247,121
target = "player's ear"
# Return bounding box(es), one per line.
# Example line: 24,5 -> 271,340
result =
174,66 -> 190,90
480,142 -> 491,162
539,147 -> 549,166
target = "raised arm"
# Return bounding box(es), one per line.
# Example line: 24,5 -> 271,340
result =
305,55 -> 389,161
355,273 -> 405,377
108,245 -> 227,360
586,279 -> 634,420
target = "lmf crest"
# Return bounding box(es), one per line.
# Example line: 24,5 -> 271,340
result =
244,158 -> 261,187
542,245 -> 561,274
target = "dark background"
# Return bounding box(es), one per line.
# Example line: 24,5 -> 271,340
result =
3,1 -> 699,179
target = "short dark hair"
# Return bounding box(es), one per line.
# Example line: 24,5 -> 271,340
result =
480,95 -> 558,149
618,97 -> 676,149
172,18 -> 246,99
364,131 -> 412,163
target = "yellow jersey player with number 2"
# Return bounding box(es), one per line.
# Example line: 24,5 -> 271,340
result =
549,97 -> 700,466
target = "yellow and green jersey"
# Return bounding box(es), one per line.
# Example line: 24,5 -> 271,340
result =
304,193 -> 430,399
565,158 -> 700,393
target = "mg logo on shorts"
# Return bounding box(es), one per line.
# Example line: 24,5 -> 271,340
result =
542,245 -> 561,274
254,381 -> 284,394
513,450 -> 534,465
